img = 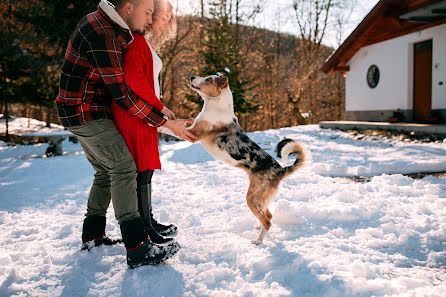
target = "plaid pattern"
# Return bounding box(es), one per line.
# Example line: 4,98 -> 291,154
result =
56,7 -> 168,128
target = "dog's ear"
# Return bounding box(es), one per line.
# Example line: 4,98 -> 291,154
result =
217,75 -> 228,89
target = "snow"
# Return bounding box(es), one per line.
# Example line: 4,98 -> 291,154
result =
0,115 -> 65,135
1,116 -> 446,297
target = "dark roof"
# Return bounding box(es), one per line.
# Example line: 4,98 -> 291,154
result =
322,0 -> 446,74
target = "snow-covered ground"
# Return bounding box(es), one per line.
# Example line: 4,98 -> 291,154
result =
1,116 -> 446,297
0,115 -> 65,135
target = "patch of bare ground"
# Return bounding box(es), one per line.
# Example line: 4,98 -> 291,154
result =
346,128 -> 446,143
342,172 -> 446,183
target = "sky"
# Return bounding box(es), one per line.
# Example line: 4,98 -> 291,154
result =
170,0 -> 380,48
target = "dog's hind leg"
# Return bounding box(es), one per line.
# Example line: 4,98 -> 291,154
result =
246,186 -> 272,245
252,226 -> 268,245
255,209 -> 272,230
266,209 -> 272,220
251,207 -> 274,245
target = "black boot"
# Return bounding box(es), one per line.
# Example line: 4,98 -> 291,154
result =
81,215 -> 122,251
145,183 -> 177,236
120,217 -> 180,268
151,216 -> 177,236
138,184 -> 175,243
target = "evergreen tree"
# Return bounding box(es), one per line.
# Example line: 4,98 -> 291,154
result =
186,0 -> 258,118
19,0 -> 98,58
0,0 -> 34,141
10,0 -> 99,126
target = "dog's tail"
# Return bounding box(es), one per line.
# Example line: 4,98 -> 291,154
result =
275,138 -> 305,178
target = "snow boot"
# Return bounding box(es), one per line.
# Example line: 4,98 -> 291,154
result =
120,217 -> 180,268
81,215 -> 122,251
138,184 -> 176,242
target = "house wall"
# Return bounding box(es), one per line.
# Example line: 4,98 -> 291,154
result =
345,23 -> 446,122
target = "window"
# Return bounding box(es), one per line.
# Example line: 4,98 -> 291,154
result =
367,64 -> 380,88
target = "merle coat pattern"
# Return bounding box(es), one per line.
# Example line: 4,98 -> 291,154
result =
188,74 -> 305,244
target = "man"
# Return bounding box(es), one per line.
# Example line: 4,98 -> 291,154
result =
56,0 -> 196,268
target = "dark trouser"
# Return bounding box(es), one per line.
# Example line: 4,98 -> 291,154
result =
67,119 -> 140,224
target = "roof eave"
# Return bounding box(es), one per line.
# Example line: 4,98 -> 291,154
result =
321,0 -> 388,73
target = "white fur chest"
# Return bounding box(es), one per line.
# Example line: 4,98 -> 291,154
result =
197,88 -> 235,125
197,106 -> 234,125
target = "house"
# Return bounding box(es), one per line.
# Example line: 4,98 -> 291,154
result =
322,0 -> 446,124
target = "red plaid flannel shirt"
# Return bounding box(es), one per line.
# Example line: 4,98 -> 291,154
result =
56,6 -> 167,127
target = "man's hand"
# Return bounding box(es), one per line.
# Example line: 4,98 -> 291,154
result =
164,119 -> 198,143
161,106 -> 176,120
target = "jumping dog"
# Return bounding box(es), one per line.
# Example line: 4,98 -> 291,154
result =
188,74 -> 305,244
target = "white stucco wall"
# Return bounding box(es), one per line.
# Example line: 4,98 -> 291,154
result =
345,23 -> 446,112
433,25 -> 446,109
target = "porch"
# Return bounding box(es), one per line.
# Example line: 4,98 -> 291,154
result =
319,121 -> 446,137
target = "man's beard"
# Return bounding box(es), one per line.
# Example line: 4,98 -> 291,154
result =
131,23 -> 150,36
128,19 -> 149,36
132,29 -> 146,35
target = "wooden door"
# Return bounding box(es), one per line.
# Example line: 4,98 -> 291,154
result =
413,40 -> 432,122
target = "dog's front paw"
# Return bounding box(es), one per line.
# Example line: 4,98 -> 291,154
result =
255,225 -> 262,230
250,239 -> 263,245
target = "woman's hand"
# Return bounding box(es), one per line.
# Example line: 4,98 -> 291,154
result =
164,119 -> 197,143
161,106 -> 176,120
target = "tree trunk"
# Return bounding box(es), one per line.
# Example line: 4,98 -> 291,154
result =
288,91 -> 307,126
5,102 -> 9,142
45,105 -> 51,127
27,105 -> 31,128
200,0 -> 204,46
39,105 -> 43,122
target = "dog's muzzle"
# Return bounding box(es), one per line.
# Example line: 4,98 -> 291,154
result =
190,76 -> 201,90
190,77 -> 200,90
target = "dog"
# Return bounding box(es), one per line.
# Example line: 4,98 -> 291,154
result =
188,74 -> 305,244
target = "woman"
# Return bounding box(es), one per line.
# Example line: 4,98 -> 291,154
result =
111,0 -> 178,244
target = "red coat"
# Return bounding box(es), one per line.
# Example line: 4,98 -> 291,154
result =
111,34 -> 164,171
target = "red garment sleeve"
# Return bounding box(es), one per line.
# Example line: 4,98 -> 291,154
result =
124,35 -> 164,112
85,29 -> 166,127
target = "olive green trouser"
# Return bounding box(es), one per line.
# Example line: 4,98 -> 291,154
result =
67,119 -> 139,224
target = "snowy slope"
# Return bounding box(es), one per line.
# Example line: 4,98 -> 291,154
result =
0,116 -> 446,297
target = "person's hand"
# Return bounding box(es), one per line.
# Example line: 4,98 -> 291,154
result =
161,106 -> 176,120
164,119 -> 197,143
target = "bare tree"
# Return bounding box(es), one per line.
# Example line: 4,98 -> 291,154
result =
232,0 -> 263,130
161,16 -> 195,108
290,0 -> 353,123
331,1 -> 356,120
